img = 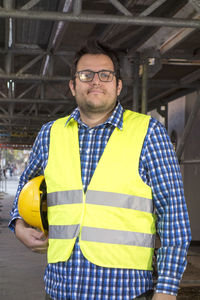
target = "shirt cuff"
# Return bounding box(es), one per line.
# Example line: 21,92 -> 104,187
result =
8,216 -> 22,232
155,275 -> 180,296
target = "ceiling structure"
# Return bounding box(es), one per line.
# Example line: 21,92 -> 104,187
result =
0,0 -> 200,149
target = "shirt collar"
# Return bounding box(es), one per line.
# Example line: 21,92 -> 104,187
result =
65,102 -> 124,130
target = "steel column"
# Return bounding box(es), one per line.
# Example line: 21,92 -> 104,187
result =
141,60 -> 148,114
73,0 -> 82,15
157,104 -> 168,130
132,53 -> 140,112
4,0 -> 15,99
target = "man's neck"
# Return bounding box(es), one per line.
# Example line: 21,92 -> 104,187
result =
79,110 -> 113,128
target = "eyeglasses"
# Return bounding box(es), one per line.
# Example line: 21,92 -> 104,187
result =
75,70 -> 116,82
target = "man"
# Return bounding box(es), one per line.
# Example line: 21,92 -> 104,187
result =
9,40 -> 191,300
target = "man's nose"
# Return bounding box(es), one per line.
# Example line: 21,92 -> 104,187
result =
91,72 -> 101,84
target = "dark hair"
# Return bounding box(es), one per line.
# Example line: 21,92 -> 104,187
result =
71,39 -> 121,83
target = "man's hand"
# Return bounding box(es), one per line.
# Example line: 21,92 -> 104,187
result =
15,219 -> 48,253
152,293 -> 176,300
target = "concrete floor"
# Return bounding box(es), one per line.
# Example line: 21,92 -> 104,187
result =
0,177 -> 200,300
0,179 -> 46,300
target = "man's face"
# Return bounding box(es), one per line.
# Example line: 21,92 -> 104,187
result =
69,54 -> 122,116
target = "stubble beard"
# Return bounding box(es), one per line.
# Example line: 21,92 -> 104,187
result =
76,93 -> 117,115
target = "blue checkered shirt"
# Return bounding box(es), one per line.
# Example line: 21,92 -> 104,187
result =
9,103 -> 191,299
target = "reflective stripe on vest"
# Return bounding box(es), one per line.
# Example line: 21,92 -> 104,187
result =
86,190 -> 153,213
49,224 -> 154,248
47,190 -> 152,212
47,190 -> 83,206
49,224 -> 80,239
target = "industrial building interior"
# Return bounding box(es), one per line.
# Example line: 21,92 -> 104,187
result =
0,0 -> 200,299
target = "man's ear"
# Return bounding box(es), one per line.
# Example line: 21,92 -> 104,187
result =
69,80 -> 75,96
117,79 -> 122,96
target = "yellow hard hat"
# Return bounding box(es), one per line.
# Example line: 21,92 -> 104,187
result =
18,175 -> 48,234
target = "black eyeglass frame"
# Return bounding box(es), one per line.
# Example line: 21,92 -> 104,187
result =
75,69 -> 116,82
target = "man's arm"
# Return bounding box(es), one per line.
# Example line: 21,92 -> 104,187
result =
9,122 -> 52,252
141,118 -> 192,297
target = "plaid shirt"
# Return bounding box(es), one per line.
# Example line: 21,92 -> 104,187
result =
9,103 -> 191,299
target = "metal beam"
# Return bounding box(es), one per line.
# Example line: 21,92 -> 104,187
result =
160,15 -> 200,54
148,88 -> 196,111
20,0 -> 41,10
139,1 -> 198,55
0,90 -> 7,98
1,73 -> 199,88
0,73 -> 69,81
17,83 -> 38,99
0,113 -> 56,121
34,0 -> 72,101
16,54 -> 44,74
180,68 -> 200,85
1,46 -> 196,60
140,0 -> 167,16
110,0 -> 190,51
0,97 -> 70,104
45,82 -> 68,100
180,159 -> 200,164
100,0 -> 172,48
0,122 -> 42,128
0,9 -> 200,29
108,0 -> 132,16
99,0 -> 133,42
189,0 -> 200,13
59,55 -> 72,68
0,47 -> 75,56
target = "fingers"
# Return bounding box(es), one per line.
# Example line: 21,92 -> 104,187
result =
29,231 -> 49,253
15,219 -> 48,254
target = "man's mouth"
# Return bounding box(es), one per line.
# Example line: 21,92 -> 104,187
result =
87,89 -> 104,94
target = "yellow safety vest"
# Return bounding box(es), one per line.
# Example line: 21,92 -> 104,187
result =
44,110 -> 156,270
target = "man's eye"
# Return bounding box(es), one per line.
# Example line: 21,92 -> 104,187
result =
100,72 -> 110,79
81,72 -> 92,80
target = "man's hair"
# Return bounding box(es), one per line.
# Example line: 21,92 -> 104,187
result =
71,39 -> 121,84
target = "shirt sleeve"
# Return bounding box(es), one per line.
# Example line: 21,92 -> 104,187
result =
8,122 -> 52,232
140,118 -> 192,296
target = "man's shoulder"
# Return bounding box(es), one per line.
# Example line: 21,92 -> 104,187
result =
148,116 -> 168,134
124,109 -> 150,119
123,110 -> 151,127
39,120 -> 55,134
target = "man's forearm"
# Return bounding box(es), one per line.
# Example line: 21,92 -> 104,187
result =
152,293 -> 176,299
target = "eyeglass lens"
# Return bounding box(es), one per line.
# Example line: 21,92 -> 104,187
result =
77,70 -> 114,82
